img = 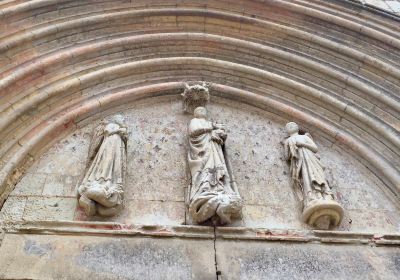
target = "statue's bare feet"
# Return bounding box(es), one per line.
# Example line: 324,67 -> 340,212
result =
79,195 -> 96,216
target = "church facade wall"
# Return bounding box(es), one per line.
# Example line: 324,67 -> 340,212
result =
1,1 -> 399,279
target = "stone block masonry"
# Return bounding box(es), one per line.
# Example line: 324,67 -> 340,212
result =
1,0 -> 400,279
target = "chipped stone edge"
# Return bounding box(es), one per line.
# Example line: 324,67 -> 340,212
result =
1,220 -> 399,246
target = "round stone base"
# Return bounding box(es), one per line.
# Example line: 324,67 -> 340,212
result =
301,199 -> 344,230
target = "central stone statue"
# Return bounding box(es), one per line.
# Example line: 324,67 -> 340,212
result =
187,107 -> 242,225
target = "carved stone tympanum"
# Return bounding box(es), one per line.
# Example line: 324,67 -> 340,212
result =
283,122 -> 344,229
187,107 -> 242,225
77,115 -> 128,216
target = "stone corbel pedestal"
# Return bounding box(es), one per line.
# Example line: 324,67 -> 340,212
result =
302,199 -> 344,230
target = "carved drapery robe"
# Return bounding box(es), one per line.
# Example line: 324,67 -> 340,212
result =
78,120 -> 127,216
187,117 -> 242,224
282,123 -> 344,230
284,133 -> 333,205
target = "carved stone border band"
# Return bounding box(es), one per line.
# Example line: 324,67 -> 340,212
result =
2,221 -> 399,246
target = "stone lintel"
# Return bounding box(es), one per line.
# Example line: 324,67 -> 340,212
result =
2,221 -> 399,246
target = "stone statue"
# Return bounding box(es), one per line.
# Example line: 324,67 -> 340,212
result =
187,107 -> 242,225
283,122 -> 344,229
77,115 -> 128,216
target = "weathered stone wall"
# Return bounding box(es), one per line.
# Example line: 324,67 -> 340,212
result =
0,234 -> 216,279
2,98 -> 399,233
1,0 -> 399,200
1,0 -> 400,279
0,233 -> 399,280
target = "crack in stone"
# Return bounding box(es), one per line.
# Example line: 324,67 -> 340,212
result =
213,226 -> 222,280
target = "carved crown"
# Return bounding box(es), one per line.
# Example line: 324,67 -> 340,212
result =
181,81 -> 210,113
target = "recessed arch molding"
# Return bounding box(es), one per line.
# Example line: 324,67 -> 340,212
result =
0,0 -> 399,207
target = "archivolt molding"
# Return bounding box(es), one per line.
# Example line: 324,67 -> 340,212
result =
0,1 -> 399,44
1,9 -> 400,78
1,57 -> 398,159
1,33 -> 399,109
0,0 -> 399,207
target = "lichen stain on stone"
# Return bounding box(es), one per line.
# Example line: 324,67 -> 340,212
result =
239,247 -> 375,280
75,241 -> 192,279
24,239 -> 53,257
